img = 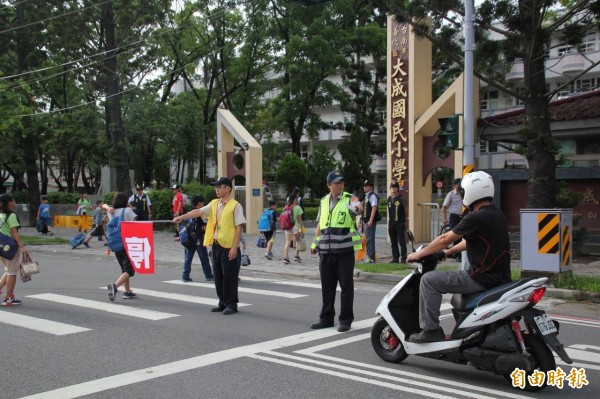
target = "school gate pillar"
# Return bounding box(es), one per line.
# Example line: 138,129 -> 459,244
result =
216,109 -> 263,234
387,17 -> 478,242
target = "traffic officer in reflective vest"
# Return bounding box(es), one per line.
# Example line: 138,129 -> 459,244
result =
310,171 -> 362,332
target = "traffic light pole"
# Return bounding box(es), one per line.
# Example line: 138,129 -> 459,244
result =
463,0 -> 475,170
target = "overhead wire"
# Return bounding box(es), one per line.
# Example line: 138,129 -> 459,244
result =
6,0 -> 302,118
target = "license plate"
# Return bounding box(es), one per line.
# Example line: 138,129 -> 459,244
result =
534,314 -> 557,335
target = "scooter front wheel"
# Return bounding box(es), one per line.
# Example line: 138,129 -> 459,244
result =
371,317 -> 408,363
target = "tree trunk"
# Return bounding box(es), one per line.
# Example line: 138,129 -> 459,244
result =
101,1 -> 131,193
521,0 -> 556,208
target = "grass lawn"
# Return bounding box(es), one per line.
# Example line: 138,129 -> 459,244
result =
21,235 -> 70,245
356,262 -> 600,294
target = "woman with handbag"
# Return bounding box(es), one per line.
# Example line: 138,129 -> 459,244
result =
0,194 -> 27,306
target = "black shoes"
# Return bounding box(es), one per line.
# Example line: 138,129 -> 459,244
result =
222,307 -> 238,315
391,258 -> 399,264
337,324 -> 351,332
211,306 -> 225,312
408,328 -> 445,343
400,258 -> 407,263
310,320 -> 334,329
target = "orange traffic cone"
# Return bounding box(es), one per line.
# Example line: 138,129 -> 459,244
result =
356,234 -> 367,261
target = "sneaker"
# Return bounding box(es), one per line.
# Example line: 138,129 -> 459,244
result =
181,277 -> 193,282
49,232 -> 54,236
265,253 -> 273,260
294,255 -> 302,262
107,284 -> 117,302
123,291 -> 137,299
283,258 -> 290,264
205,276 -> 214,282
83,242 -> 90,248
2,296 -> 22,306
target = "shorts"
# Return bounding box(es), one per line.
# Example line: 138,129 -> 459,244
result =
285,225 -> 301,235
263,231 -> 274,242
1,251 -> 23,276
41,217 -> 52,227
114,250 -> 135,277
90,225 -> 105,237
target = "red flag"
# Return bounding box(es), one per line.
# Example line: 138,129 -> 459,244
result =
120,221 -> 154,274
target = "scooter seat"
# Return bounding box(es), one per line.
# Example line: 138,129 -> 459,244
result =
451,279 -> 533,311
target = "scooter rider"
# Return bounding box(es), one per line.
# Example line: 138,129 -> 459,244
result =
405,171 -> 511,343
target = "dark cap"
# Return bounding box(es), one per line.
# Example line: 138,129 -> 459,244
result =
363,180 -> 374,186
171,184 -> 181,190
135,185 -> 143,190
453,178 -> 462,185
390,181 -> 399,188
326,171 -> 344,183
211,177 -> 233,188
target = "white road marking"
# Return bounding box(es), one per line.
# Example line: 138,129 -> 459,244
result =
97,287 -> 251,308
551,315 -> 600,328
26,294 -> 178,321
0,310 -> 91,336
250,353 -> 463,399
20,317 -> 379,399
164,280 -> 308,298
234,276 -> 339,290
295,350 -> 538,399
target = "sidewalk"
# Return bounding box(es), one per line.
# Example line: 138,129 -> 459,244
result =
23,224 -> 599,300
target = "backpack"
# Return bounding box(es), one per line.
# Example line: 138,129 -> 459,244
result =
258,209 -> 275,232
279,205 -> 295,230
179,219 -> 198,249
107,209 -> 126,252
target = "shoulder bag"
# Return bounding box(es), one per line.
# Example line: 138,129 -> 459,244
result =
0,218 -> 18,260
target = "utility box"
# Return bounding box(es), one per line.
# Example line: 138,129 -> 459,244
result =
520,209 -> 573,273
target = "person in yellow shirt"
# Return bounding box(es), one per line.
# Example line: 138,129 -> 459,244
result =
174,177 -> 246,315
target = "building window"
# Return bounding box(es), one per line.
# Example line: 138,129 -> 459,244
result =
300,145 -> 309,160
481,90 -> 499,111
557,78 -> 598,98
577,137 -> 600,155
480,140 -> 488,154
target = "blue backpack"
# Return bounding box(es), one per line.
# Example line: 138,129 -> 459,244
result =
179,219 -> 198,249
107,209 -> 126,252
258,209 -> 275,232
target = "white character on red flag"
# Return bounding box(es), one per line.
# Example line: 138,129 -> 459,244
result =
120,221 -> 154,274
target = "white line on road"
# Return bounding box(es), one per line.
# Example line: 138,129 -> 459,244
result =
233,276 -> 340,291
0,310 -> 91,336
163,280 -> 308,298
19,317 -> 378,399
26,294 -> 179,321
249,353 -> 463,399
97,287 -> 251,308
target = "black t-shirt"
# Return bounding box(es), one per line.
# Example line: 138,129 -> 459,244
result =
452,204 -> 511,288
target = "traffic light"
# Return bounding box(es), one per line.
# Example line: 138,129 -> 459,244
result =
437,115 -> 460,148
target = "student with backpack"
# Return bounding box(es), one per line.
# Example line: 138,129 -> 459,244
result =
104,193 -> 138,302
282,194 -> 303,264
258,200 -> 278,260
179,195 -> 214,282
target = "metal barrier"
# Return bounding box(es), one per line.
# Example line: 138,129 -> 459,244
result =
417,202 -> 442,242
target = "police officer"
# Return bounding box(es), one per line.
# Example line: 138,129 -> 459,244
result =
310,171 -> 362,332
387,181 -> 407,263
128,186 -> 152,221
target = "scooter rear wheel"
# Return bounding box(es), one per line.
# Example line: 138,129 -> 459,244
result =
371,317 -> 408,363
504,333 -> 556,391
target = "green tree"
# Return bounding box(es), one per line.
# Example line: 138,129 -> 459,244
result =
376,0 -> 600,208
276,153 -> 307,194
339,125 -> 371,194
306,144 -> 340,199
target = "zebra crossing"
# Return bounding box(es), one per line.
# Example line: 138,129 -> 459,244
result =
0,277 -> 320,335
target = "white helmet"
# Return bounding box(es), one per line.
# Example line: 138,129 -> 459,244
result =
460,171 -> 494,207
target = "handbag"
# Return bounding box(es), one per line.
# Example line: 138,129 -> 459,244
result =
20,253 -> 40,275
297,235 -> 307,252
240,252 -> 251,267
256,234 -> 267,248
0,231 -> 18,260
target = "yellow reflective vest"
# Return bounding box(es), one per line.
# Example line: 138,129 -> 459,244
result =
311,192 -> 361,254
203,198 -> 239,248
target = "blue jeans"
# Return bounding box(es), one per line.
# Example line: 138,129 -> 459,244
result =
364,222 -> 377,260
183,243 -> 214,279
